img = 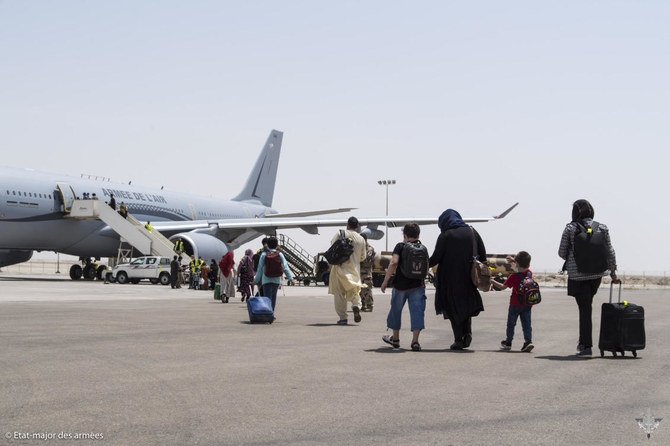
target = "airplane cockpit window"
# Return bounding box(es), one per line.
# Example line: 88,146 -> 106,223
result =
147,258 -> 157,265
131,258 -> 145,265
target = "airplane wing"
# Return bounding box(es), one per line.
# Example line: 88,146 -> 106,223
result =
151,203 -> 519,239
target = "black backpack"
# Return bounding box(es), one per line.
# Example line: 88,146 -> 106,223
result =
399,241 -> 429,280
573,221 -> 609,274
324,230 -> 355,265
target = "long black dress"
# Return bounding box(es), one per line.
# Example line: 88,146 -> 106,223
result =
429,226 -> 486,324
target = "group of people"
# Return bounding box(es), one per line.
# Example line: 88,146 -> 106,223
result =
162,199 -> 617,357
325,201 -> 618,357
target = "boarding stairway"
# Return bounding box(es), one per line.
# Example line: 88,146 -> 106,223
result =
277,234 -> 315,285
67,199 -> 191,264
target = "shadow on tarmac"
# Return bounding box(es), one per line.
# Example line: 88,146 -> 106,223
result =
366,347 -> 476,354
0,276 -> 73,282
534,355 -> 596,361
306,323 -> 357,327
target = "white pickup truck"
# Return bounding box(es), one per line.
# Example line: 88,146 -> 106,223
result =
110,256 -> 172,285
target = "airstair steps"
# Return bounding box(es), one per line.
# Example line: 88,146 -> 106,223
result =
68,199 -> 191,264
278,234 -> 314,280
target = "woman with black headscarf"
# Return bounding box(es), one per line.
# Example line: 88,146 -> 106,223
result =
559,199 -> 619,356
429,209 -> 487,350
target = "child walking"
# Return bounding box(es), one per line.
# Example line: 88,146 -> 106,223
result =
493,251 -> 535,353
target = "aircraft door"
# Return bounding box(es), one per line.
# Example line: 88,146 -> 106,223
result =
56,183 -> 76,213
188,204 -> 198,220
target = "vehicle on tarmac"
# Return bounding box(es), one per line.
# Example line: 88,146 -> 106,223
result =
110,256 -> 172,285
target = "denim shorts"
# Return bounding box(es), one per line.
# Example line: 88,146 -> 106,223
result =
386,287 -> 426,331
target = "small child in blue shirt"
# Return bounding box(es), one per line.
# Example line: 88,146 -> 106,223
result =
492,251 -> 535,352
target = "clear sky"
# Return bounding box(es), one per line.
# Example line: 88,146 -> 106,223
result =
1,1 -> 668,273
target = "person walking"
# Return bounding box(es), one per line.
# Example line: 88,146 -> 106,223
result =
208,259 -> 219,290
328,217 -> 367,325
237,249 -> 256,302
119,202 -> 128,218
218,252 -> 235,303
253,237 -> 294,311
492,251 -> 536,353
108,194 -> 116,210
176,256 -> 184,289
359,234 -> 376,312
170,255 -> 179,289
381,223 -> 429,351
559,199 -> 619,357
429,209 -> 487,350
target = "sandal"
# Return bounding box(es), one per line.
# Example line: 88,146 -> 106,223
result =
411,342 -> 422,352
382,335 -> 400,349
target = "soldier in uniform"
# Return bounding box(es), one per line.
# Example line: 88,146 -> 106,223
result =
359,233 -> 376,312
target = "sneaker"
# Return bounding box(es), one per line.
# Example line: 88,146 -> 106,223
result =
521,340 -> 534,353
337,319 -> 348,325
576,347 -> 592,356
576,343 -> 585,352
352,306 -> 362,323
500,340 -> 512,351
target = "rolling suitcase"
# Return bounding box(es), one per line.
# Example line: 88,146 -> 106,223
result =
246,296 -> 275,324
598,283 -> 645,358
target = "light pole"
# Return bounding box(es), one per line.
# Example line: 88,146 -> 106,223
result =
377,179 -> 396,251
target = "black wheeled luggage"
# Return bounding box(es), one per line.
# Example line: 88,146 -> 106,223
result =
598,283 -> 645,358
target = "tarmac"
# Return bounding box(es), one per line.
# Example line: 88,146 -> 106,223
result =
0,275 -> 668,445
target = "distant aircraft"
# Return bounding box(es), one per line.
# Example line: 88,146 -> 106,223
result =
0,130 -> 518,279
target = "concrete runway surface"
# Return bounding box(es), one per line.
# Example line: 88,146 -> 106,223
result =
0,276 -> 668,445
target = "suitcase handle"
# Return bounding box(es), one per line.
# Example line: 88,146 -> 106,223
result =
609,282 -> 622,304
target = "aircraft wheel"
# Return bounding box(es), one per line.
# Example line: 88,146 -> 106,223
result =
83,264 -> 97,280
69,264 -> 83,280
116,271 -> 128,284
159,272 -> 170,286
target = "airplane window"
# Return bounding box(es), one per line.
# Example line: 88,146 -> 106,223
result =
13,191 -> 16,195
29,193 -> 32,197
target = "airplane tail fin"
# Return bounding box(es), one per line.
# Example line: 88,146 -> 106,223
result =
232,130 -> 283,207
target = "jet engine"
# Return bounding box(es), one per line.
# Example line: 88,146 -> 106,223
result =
360,227 -> 385,240
0,249 -> 33,268
169,233 -> 229,262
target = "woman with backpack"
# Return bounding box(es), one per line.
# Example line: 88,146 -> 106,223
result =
559,199 -> 619,356
237,249 -> 256,302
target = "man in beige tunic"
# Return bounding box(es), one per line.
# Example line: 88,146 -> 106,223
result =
328,217 -> 367,325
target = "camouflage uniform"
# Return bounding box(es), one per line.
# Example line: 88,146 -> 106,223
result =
359,243 -> 375,311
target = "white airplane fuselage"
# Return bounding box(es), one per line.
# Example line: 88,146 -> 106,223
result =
0,166 -> 275,258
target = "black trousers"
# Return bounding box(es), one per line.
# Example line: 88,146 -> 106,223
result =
450,317 -> 472,343
568,278 -> 602,348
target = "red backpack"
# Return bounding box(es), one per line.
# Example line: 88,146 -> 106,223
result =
264,251 -> 284,278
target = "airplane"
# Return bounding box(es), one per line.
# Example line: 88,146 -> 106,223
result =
0,129 -> 518,279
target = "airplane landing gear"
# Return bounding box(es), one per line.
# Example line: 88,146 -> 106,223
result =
69,264 -> 83,280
